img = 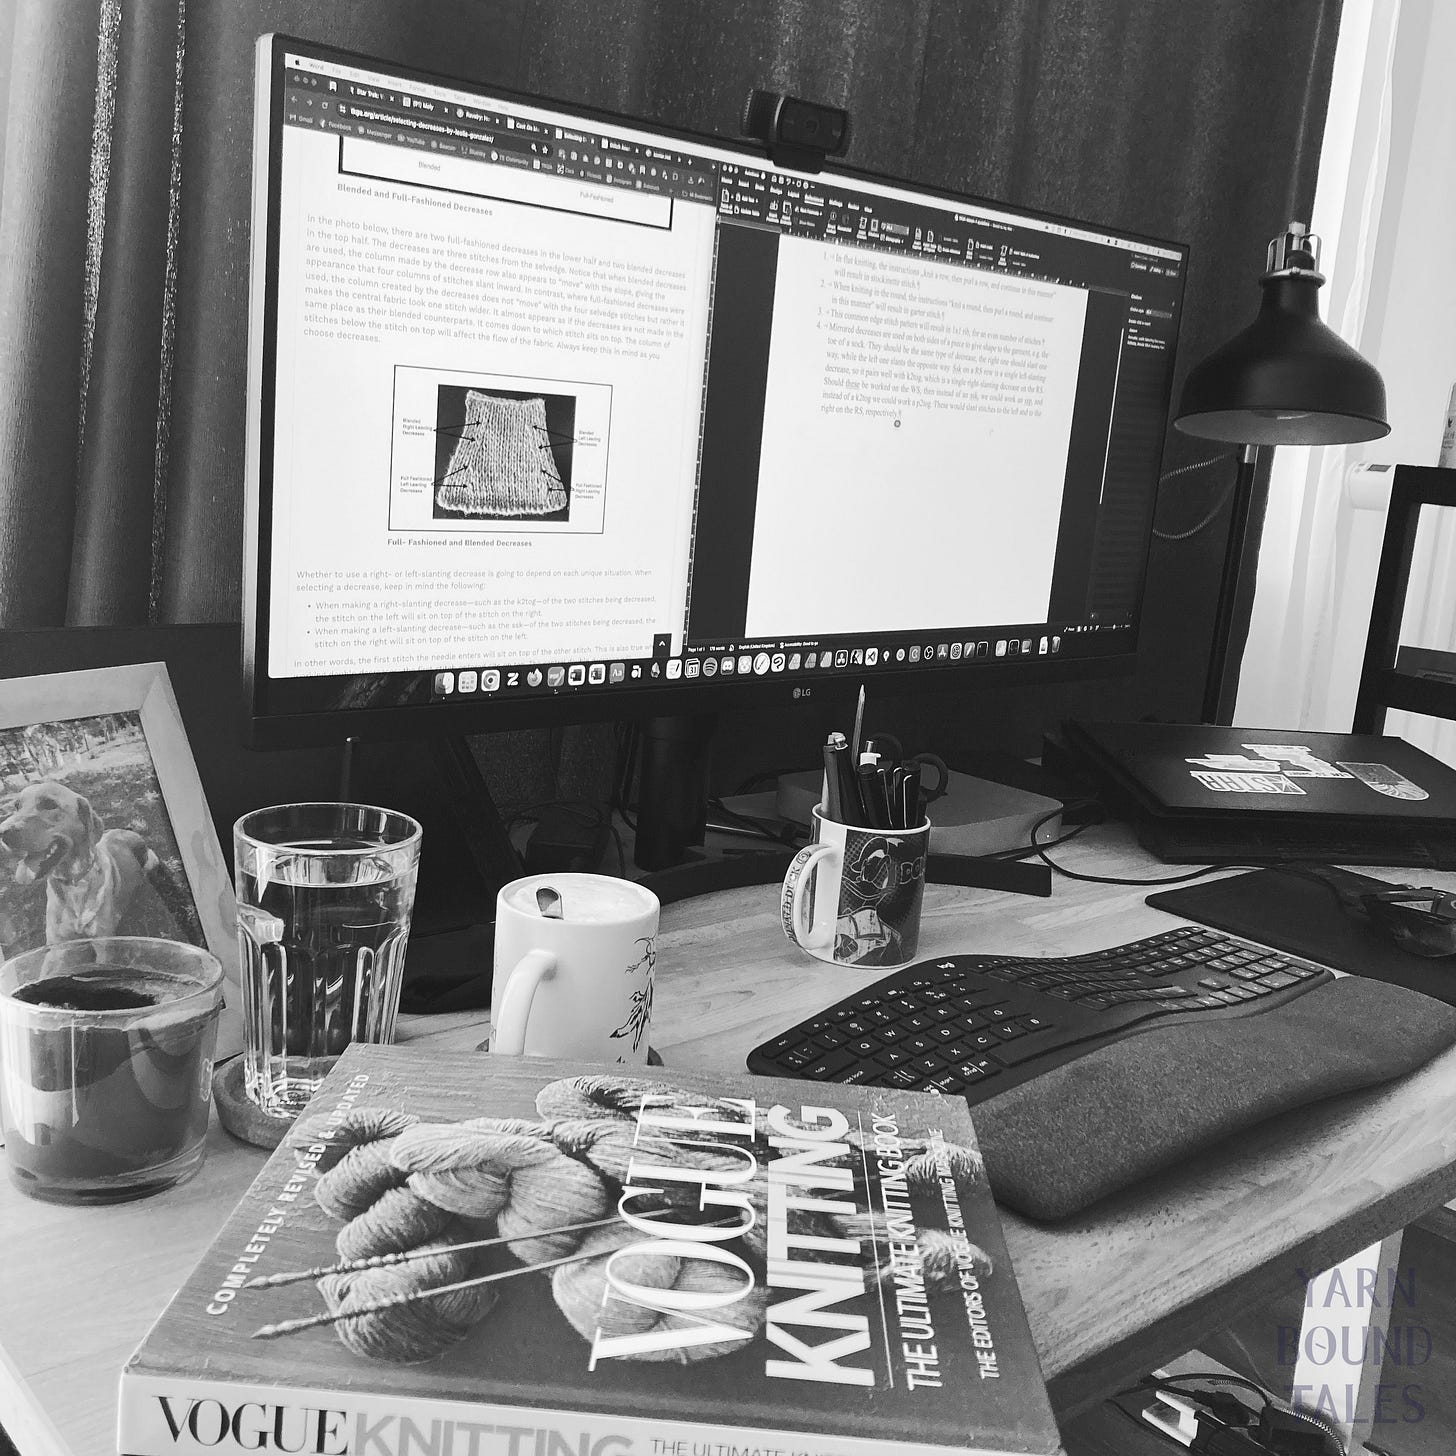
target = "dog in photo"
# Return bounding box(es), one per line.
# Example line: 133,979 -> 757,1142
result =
0,780 -> 165,943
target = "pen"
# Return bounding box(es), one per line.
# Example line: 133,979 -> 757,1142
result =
864,733 -> 902,765
857,763 -> 893,829
850,685 -> 867,766
890,766 -> 908,828
825,732 -> 864,826
897,762 -> 923,829
823,732 -> 848,822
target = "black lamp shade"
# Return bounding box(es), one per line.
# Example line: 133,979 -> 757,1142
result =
1175,273 -> 1390,446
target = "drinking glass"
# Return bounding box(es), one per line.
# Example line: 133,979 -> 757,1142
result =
233,803 -> 421,1120
0,936 -> 224,1204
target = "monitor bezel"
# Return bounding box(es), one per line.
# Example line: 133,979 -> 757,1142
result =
243,33 -> 1188,750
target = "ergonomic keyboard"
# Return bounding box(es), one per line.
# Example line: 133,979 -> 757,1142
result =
745,924 -> 1334,1103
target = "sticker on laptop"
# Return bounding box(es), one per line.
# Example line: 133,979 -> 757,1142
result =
1189,770 -> 1307,795
1337,762 -> 1430,801
1240,744 -> 1350,779
1186,753 -> 1280,773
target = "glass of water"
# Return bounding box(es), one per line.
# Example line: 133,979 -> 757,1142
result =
233,803 -> 421,1120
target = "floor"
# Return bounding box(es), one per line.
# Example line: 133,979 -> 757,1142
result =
1062,1210 -> 1456,1456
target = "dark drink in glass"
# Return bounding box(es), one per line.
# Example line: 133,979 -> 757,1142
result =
0,938 -> 223,1204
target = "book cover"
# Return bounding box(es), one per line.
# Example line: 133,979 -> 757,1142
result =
119,1045 -> 1063,1456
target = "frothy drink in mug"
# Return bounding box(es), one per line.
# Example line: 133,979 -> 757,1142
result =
502,876 -> 655,923
491,873 -> 660,1063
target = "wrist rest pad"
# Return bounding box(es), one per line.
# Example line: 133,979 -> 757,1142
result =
970,975 -> 1456,1222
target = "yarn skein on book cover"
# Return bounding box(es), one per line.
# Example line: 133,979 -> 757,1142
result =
118,1044 -> 1063,1456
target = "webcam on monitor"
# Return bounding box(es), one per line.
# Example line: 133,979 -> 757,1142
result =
740,88 -> 851,172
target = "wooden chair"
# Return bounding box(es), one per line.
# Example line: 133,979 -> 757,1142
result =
1353,465 -> 1456,733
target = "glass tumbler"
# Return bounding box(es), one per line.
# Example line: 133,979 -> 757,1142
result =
233,803 -> 421,1120
0,937 -> 224,1204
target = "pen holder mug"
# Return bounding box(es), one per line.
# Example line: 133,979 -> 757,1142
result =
781,807 -> 932,969
489,872 -> 659,1064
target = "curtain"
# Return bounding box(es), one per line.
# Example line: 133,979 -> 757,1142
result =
1235,0 -> 1401,732
1239,0 -> 1456,770
0,0 -> 1343,739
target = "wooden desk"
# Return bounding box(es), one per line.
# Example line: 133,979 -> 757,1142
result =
5,824 -> 1456,1456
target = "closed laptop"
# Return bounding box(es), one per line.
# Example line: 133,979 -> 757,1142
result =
1059,719 -> 1456,865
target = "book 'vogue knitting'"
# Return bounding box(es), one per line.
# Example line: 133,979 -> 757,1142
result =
119,1045 -> 1063,1456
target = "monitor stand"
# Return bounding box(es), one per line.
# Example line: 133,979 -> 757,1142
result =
632,713 -> 716,872
340,734 -> 523,938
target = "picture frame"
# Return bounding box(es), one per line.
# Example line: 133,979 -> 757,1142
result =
0,661 -> 241,1053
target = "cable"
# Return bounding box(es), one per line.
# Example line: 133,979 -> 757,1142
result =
1106,1396 -> 1187,1451
1153,451 -> 1241,542
706,796 -> 802,846
1007,800 -> 1261,885
1036,851 -> 1260,887
1110,1372 -> 1348,1456
978,804 -> 1099,861
1116,1370 -> 1274,1412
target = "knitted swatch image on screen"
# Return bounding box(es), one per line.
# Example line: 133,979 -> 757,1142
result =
436,391 -> 568,517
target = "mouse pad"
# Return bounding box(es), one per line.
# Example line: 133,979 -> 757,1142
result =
1147,866 -> 1456,1007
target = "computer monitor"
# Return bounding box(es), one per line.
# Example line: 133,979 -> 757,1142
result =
243,36 -> 1188,847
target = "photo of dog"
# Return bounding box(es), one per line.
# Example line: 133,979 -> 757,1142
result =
0,712 -> 205,961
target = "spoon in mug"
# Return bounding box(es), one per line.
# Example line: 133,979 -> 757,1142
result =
536,885 -> 564,919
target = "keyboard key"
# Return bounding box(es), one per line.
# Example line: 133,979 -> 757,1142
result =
801,1050 -> 857,1079
963,1056 -> 1003,1080
884,1066 -> 925,1089
761,1031 -> 803,1056
1258,969 -> 1302,989
925,1071 -> 969,1094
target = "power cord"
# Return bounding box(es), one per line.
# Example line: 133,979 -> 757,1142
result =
1110,1371 -> 1346,1456
1015,800 -> 1262,885
1153,451 -> 1241,542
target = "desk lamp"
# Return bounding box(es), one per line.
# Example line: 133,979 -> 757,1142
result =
1173,221 -> 1389,723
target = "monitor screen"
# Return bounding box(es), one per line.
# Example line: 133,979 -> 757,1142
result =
244,35 -> 1188,748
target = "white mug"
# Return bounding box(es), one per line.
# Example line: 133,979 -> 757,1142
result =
781,807 -> 932,969
490,873 -> 659,1064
